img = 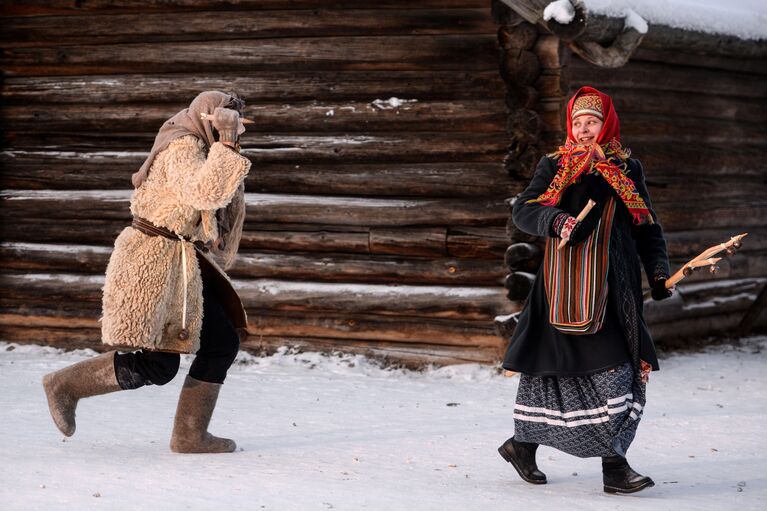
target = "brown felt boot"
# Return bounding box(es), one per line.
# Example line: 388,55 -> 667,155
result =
42,351 -> 122,437
170,376 -> 237,453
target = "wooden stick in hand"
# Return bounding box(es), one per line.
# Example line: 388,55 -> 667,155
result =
558,199 -> 596,250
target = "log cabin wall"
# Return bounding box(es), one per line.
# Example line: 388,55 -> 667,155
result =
0,1 -> 521,366
494,1 -> 767,347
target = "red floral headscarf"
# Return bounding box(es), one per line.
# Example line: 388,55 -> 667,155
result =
529,86 -> 652,224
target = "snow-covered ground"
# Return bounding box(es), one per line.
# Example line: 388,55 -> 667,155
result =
1,338 -> 765,511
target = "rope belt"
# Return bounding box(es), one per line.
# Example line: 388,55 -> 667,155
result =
131,216 -> 197,340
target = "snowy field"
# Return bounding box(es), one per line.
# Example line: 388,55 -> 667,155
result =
1,338 -> 765,511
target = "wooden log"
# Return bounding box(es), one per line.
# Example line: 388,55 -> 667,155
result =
0,8 -> 496,47
500,49 -> 541,85
493,311 -> 521,340
0,241 -> 507,284
491,0 -> 525,26
537,97 -> 566,133
0,272 -> 513,320
571,58 -> 767,99
631,47 -> 767,75
369,227 -> 446,258
631,142 -> 765,178
497,22 -> 538,50
651,312 -> 767,349
505,84 -> 539,109
504,242 -> 542,272
504,271 -> 536,301
240,228 -> 369,254
644,278 -> 765,324
0,153 -> 521,197
1,71 -> 506,104
446,227 -> 510,259
506,108 -> 543,144
2,100 -> 507,134
611,89 -> 767,125
243,280 -> 514,320
3,133 -> 509,164
246,336 -> 502,367
619,115 -> 767,147
0,309 -> 501,348
0,35 -> 500,76
0,190 -> 509,227
646,177 -> 767,205
504,142 -> 541,179
0,324 -> 502,367
0,0 -> 493,16
580,14 -> 767,61
533,35 -> 570,69
736,283 -> 767,337
498,0 -> 586,41
536,70 -> 570,98
248,311 -> 502,347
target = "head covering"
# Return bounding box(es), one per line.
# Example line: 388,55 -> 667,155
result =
132,91 -> 248,269
529,86 -> 652,225
566,86 -> 619,144
571,93 -> 604,121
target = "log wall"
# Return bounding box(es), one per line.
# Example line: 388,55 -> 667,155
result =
493,1 -> 767,346
0,1 -> 519,366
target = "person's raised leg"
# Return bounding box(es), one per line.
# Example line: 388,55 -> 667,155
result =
43,349 -> 179,437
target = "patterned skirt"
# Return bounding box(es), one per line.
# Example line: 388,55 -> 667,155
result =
513,363 -> 644,458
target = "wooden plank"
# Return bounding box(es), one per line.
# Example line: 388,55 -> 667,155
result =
1,100 -> 507,133
0,8 -> 496,47
1,71 -> 506,104
1,35 -> 500,76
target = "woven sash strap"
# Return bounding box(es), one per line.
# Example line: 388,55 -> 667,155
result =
542,198 -> 616,335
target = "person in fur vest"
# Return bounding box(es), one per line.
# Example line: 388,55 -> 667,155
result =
43,91 -> 252,453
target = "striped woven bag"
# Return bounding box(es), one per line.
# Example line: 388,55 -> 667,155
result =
542,198 -> 616,335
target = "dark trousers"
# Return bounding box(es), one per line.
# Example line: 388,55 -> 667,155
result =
114,277 -> 240,389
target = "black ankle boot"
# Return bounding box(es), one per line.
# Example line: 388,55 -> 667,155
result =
602,456 -> 655,494
498,437 -> 547,484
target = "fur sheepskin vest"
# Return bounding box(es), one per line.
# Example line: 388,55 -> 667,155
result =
101,135 -> 251,353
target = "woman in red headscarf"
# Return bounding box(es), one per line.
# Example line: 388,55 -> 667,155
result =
497,87 -> 672,494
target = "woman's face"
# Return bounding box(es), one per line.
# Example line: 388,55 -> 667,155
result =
571,114 -> 603,144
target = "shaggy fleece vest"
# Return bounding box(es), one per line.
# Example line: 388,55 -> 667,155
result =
101,135 -> 251,353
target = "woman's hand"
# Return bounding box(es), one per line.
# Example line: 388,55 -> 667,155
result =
650,274 -> 673,301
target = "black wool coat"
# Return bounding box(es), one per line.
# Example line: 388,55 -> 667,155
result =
503,156 -> 670,377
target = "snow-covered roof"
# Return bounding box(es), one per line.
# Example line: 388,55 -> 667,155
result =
584,0 -> 767,41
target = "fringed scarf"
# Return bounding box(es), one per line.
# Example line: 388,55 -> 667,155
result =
528,86 -> 652,225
